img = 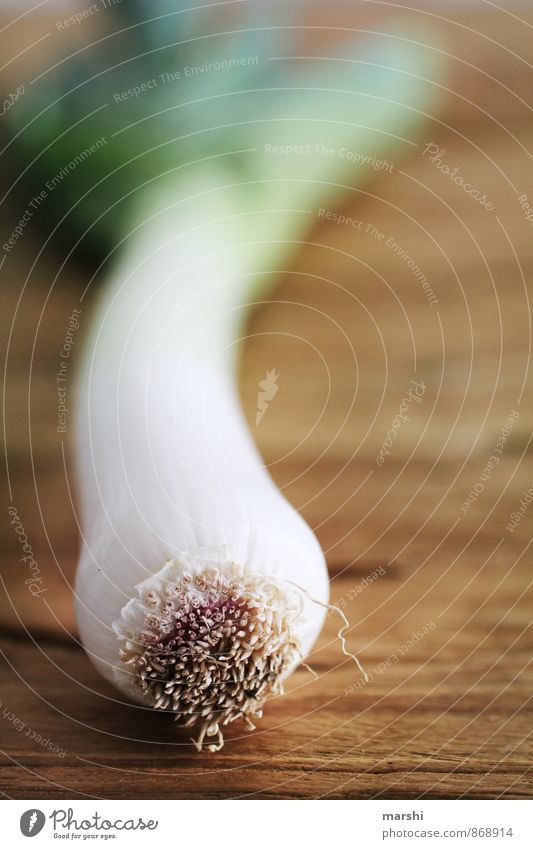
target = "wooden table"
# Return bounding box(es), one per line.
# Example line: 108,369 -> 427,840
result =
1,3 -> 532,799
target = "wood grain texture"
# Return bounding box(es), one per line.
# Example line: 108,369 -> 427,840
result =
0,3 -> 532,799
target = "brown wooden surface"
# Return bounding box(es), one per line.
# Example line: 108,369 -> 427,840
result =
1,4 -> 532,799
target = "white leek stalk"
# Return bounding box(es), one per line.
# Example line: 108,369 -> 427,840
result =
75,166 -> 331,751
